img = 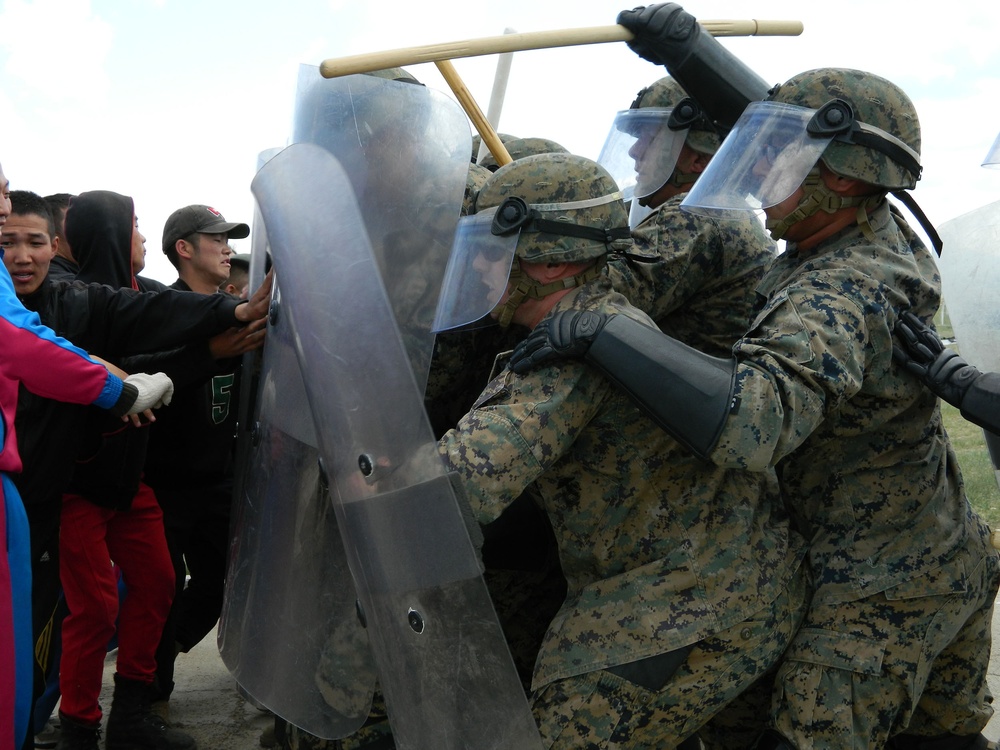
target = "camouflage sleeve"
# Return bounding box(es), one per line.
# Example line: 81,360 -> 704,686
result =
609,201 -> 711,320
437,360 -> 609,524
710,279 -> 869,470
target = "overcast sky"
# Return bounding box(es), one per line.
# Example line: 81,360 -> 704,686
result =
2,0 -> 998,284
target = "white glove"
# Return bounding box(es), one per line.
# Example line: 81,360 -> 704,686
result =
124,372 -> 174,412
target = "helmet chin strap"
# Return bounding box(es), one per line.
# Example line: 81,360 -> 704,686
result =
765,167 -> 879,242
494,257 -> 607,328
637,168 -> 697,208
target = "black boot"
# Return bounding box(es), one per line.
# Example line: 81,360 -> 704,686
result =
54,713 -> 100,750
105,673 -> 197,750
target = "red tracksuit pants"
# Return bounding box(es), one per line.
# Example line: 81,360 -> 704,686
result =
58,482 -> 175,724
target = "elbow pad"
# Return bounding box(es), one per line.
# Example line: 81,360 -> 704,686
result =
586,315 -> 736,460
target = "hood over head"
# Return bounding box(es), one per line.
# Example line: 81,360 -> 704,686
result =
66,190 -> 139,290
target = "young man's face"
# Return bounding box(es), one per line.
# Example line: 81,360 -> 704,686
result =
1,212 -> 56,296
131,214 -> 147,273
187,232 -> 232,286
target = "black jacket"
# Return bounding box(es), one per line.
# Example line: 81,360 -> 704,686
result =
14,191 -> 245,511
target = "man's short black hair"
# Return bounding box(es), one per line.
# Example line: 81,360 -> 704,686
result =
11,190 -> 57,238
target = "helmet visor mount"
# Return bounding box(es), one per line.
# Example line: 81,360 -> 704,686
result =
598,108 -> 689,203
681,102 -> 835,216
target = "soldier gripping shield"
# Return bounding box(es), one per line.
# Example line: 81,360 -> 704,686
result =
434,151 -> 807,748
221,66 -> 541,749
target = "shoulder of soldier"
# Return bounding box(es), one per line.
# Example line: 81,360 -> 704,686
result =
567,278 -> 657,328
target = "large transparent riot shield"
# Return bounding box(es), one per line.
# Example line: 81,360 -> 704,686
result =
937,200 -> 1000,480
220,143 -> 374,735
291,65 -> 468,393
247,143 -> 541,748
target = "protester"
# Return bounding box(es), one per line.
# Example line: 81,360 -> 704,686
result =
144,204 -> 260,719
42,193 -> 77,281
0,165 -> 174,750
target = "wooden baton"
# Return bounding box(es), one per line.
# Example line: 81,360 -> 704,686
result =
319,21 -> 803,79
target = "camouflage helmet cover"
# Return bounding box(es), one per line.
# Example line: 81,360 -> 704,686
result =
631,76 -> 721,155
476,152 -> 631,264
768,67 -> 921,190
470,131 -> 517,162
462,162 -> 491,216
480,137 -> 570,171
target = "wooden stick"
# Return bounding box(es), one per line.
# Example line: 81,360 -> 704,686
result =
434,60 -> 512,168
320,21 -> 803,79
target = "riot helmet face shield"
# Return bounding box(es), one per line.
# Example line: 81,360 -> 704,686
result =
681,101 -> 835,216
983,130 -> 1000,169
432,207 -> 518,332
598,108 -> 688,205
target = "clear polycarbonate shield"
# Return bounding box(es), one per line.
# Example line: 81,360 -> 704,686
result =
290,65 -> 470,393
598,108 -> 687,203
937,200 -> 1000,481
629,199 -> 655,231
432,208 -> 518,332
249,142 -> 542,748
938,200 -> 1000,376
220,167 -> 373,735
681,101 -> 834,216
983,130 -> 1000,168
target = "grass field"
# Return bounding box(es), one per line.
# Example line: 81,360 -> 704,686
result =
943,402 -> 1000,527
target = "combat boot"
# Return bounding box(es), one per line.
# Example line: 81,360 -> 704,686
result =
54,713 -> 100,750
104,673 -> 197,750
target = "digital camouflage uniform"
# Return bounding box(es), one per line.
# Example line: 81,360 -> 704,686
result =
703,198 -> 1000,747
608,198 -> 775,357
439,274 -> 808,748
507,66 -> 1000,748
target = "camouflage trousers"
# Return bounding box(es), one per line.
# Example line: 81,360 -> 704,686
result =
529,566 -> 809,749
279,691 -> 394,750
711,542 -> 1000,749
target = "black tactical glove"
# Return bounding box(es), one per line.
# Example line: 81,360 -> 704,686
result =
509,310 -> 610,375
893,310 -> 982,407
617,4 -> 697,66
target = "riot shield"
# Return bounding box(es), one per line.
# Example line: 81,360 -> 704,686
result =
250,143 -> 541,748
937,200 -> 1000,481
291,65 -> 469,393
220,201 -> 373,736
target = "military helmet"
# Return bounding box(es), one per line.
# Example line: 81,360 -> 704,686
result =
480,137 -> 570,171
471,132 -> 517,163
462,162 -> 491,216
768,67 -> 921,190
631,76 -> 721,155
476,152 -> 631,264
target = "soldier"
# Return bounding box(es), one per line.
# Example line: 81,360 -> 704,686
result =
510,62 -> 1000,749
436,151 -> 808,748
599,75 -> 776,357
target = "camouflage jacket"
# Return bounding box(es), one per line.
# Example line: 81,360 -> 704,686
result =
710,199 -> 993,604
607,195 -> 775,357
438,276 -> 805,689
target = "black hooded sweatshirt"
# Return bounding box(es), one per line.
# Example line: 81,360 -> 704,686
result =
15,190 -> 246,511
